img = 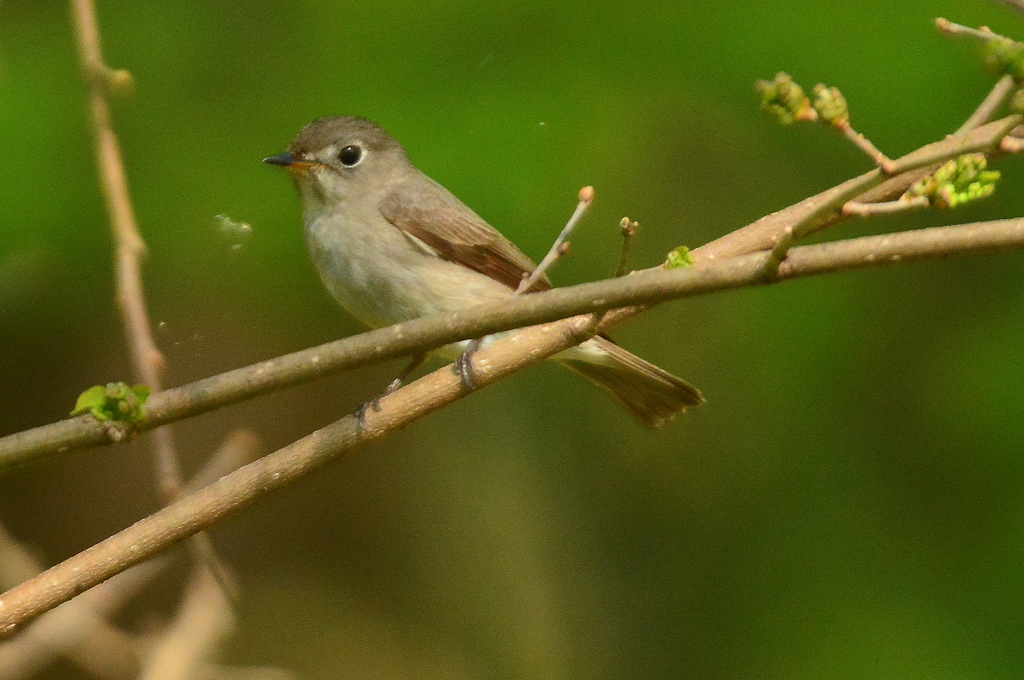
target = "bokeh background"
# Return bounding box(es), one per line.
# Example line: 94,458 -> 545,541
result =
2,0 -> 1024,678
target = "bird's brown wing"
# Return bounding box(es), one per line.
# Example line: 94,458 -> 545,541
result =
380,176 -> 550,292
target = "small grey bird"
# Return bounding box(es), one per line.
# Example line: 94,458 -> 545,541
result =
265,116 -> 703,426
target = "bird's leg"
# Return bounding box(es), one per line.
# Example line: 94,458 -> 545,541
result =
453,339 -> 482,392
385,352 -> 428,395
453,187 -> 594,395
354,353 -> 427,429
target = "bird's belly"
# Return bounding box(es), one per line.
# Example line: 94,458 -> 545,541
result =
305,219 -> 513,329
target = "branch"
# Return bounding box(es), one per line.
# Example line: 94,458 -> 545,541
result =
1,113 -> 1018,473
696,114 -> 1020,260
70,0 -> 185,502
0,430 -> 259,677
956,74 -> 1018,135
1,215 -> 1023,635
139,566 -> 233,680
991,0 -> 1024,15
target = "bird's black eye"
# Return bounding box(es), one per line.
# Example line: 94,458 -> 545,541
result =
338,145 -> 363,167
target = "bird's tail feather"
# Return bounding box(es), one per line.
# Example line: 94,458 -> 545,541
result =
559,336 -> 703,428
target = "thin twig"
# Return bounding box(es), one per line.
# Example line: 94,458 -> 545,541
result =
956,74 -> 1018,135
696,114 -> 1020,262
1,215 -> 1023,635
838,123 -> 896,173
70,0 -> 240,614
935,17 -> 998,41
615,218 -> 638,278
843,196 -> 930,216
69,0 -> 185,503
759,226 -> 794,281
516,186 -> 594,294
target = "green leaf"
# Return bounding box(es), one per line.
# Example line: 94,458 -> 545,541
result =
71,385 -> 109,418
70,381 -> 151,423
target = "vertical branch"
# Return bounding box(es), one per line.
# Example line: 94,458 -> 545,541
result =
69,0 -> 184,501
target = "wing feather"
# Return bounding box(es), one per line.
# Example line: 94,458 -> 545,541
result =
380,176 -> 550,292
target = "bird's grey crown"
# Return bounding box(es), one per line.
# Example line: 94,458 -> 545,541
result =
287,115 -> 404,156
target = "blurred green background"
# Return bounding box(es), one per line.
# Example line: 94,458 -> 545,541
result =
2,0 -> 1024,678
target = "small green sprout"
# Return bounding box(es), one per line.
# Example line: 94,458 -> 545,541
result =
906,154 -> 1001,209
71,382 -> 150,423
665,246 -> 694,269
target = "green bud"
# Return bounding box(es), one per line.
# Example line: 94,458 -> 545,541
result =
812,84 -> 849,127
983,36 -> 1024,80
665,246 -> 694,269
756,72 -> 817,125
1011,88 -> 1024,114
907,154 -> 1000,209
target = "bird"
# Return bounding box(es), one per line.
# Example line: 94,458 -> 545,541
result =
265,116 -> 703,426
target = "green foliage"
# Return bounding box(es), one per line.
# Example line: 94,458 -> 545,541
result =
71,382 -> 150,423
664,246 -> 693,269
906,153 -> 1001,209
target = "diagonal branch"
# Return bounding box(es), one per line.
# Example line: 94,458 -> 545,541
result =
1,113 -> 1018,474
1,215 -> 1023,635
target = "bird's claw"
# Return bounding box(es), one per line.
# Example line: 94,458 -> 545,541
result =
453,341 -> 480,392
353,396 -> 383,432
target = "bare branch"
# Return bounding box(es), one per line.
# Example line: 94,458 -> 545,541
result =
70,0 -> 184,501
696,114 -> 1020,261
837,122 -> 895,173
957,74 -> 1018,135
516,186 -> 593,294
843,196 -> 930,216
1,215 -> 1022,635
140,567 -> 233,680
615,218 -> 639,278
1,113 -> 1018,474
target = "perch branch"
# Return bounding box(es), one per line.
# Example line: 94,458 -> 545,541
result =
1,215 -> 1023,635
1,113 -> 1017,473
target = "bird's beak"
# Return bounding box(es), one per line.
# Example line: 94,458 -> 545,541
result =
262,151 -> 319,171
